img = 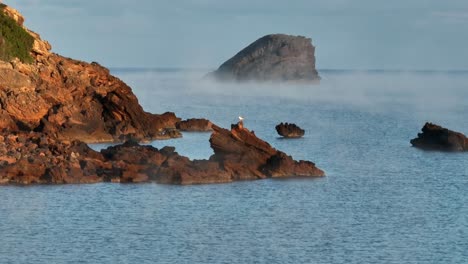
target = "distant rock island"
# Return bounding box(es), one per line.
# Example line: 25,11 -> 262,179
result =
411,122 -> 468,151
209,34 -> 320,82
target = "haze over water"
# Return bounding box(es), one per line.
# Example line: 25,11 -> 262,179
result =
1,69 -> 467,263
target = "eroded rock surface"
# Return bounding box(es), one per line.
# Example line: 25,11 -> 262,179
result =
0,4 -> 181,143
276,122 -> 305,138
209,123 -> 324,180
210,34 -> 320,82
410,122 -> 468,151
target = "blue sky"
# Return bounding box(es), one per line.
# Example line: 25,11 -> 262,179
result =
8,0 -> 468,70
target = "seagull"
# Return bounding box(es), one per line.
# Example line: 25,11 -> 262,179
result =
239,116 -> 244,121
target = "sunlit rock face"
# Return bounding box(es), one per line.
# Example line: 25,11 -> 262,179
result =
210,34 -> 320,82
0,3 -> 181,143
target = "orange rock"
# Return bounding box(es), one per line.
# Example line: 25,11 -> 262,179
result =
0,3 -> 181,143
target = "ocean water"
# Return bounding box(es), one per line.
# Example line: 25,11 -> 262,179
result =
1,69 -> 468,263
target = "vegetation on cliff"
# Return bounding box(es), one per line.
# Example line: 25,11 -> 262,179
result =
0,4 -> 34,63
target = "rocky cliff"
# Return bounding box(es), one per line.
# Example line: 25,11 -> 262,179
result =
210,34 -> 320,82
0,4 -> 180,143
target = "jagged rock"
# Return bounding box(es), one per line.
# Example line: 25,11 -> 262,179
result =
275,122 -> 305,138
0,124 -> 324,185
208,123 -> 324,181
176,118 -> 213,131
210,34 -> 320,82
28,31 -> 51,56
0,4 -> 181,142
1,5 -> 24,26
410,122 -> 468,151
0,131 -> 106,184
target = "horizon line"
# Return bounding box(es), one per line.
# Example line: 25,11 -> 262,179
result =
109,67 -> 468,73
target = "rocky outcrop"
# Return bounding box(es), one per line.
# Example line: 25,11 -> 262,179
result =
0,130 -> 222,185
276,122 -> 305,138
0,123 -> 324,185
1,4 -> 24,26
0,4 -> 181,143
0,131 -> 108,184
410,122 -> 468,151
208,123 -> 324,180
209,34 -> 320,82
176,118 -> 213,131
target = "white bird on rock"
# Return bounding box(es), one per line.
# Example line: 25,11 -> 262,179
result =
237,116 -> 245,129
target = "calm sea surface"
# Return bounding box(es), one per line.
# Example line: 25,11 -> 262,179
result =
1,69 -> 468,263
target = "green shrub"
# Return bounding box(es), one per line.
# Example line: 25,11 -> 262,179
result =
0,5 -> 34,63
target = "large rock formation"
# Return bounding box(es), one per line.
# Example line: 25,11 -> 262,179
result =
410,122 -> 468,151
275,122 -> 305,138
210,34 -> 320,82
0,123 -> 324,185
0,4 -> 180,143
209,123 -> 323,180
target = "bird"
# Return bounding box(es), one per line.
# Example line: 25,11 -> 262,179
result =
239,116 -> 244,121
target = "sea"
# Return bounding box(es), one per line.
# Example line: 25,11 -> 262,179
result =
1,69 -> 468,264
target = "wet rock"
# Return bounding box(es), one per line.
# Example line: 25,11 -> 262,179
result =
410,122 -> 468,152
275,122 -> 305,138
209,34 -> 320,82
176,118 -> 213,131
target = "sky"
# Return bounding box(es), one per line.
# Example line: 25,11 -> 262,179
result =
6,0 -> 468,70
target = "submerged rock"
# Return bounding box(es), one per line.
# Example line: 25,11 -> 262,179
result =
209,34 -> 320,82
176,118 -> 213,132
276,122 -> 305,138
0,4 -> 180,143
410,122 -> 468,151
